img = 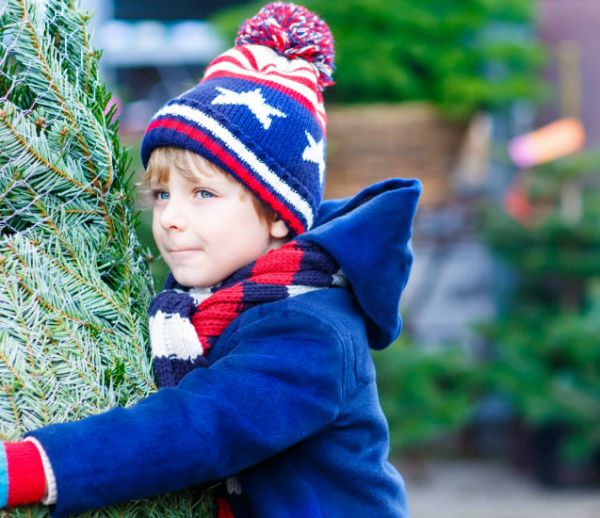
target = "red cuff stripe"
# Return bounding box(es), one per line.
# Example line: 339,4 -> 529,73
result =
5,441 -> 46,507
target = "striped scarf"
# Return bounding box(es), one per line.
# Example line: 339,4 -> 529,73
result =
148,239 -> 346,388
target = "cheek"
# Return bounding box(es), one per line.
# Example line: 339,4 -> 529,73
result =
151,213 -> 165,249
209,211 -> 268,256
233,219 -> 272,256
233,205 -> 269,241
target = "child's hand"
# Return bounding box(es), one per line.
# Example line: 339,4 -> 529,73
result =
0,441 -> 46,508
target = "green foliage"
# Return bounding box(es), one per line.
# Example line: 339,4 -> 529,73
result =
481,149 -> 600,462
372,337 -> 482,454
211,0 -> 546,119
0,0 -> 212,514
481,305 -> 600,462
483,150 -> 600,279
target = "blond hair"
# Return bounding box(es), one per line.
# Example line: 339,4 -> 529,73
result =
140,147 -> 277,225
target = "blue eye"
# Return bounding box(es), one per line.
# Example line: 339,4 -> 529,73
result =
152,190 -> 169,200
196,190 -> 214,199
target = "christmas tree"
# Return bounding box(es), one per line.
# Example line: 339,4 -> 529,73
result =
482,149 -> 600,477
0,0 -> 211,514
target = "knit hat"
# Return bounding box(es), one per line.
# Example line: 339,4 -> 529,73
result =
141,2 -> 335,235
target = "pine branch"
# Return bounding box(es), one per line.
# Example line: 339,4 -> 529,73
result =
3,0 -> 113,190
0,0 -> 214,514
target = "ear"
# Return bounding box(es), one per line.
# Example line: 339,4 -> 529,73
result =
269,218 -> 289,239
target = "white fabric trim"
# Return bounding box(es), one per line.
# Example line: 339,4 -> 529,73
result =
149,311 -> 204,361
153,103 -> 314,228
176,286 -> 213,306
286,285 -> 320,297
24,437 -> 57,506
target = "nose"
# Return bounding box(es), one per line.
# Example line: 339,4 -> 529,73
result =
159,199 -> 188,231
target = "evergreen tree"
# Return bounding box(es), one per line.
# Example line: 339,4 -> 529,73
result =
0,0 -> 212,514
482,149 -> 600,467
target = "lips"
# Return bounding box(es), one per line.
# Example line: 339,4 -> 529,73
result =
167,244 -> 203,252
167,248 -> 203,260
169,250 -> 202,257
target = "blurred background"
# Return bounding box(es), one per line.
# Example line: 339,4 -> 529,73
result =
81,0 -> 600,515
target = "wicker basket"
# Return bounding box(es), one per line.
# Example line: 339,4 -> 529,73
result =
324,103 -> 468,207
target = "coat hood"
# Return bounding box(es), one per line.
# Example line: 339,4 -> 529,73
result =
300,178 -> 421,350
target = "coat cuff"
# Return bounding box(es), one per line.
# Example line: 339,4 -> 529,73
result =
24,437 -> 57,505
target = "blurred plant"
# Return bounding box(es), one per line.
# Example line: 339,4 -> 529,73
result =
372,337 -> 482,454
212,0 -> 546,119
480,148 -> 600,465
481,307 -> 600,462
484,149 -> 600,303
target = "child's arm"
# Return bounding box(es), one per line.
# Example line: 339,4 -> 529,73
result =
24,309 -> 346,516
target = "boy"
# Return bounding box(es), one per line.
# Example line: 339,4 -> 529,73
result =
0,3 -> 421,517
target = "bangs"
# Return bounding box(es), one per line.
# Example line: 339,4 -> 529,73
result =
142,147 -> 210,187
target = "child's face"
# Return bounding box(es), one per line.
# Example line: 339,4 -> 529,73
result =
151,166 -> 286,288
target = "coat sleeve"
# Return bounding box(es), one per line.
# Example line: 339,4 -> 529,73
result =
26,308 -> 346,517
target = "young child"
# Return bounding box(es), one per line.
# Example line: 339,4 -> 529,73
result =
0,3 -> 421,517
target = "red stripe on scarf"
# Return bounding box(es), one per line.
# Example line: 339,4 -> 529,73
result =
250,242 -> 304,285
216,496 -> 236,518
192,284 -> 244,349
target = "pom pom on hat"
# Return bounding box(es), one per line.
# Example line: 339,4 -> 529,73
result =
235,2 -> 335,90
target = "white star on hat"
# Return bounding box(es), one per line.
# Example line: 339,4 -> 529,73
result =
211,87 -> 287,130
302,131 -> 325,185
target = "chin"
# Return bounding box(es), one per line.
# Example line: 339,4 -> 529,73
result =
170,269 -> 220,289
173,274 -> 207,288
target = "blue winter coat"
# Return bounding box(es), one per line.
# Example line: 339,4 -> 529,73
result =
28,177 -> 421,517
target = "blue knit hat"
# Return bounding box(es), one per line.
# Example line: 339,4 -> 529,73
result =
141,2 -> 335,235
